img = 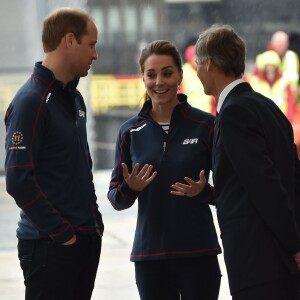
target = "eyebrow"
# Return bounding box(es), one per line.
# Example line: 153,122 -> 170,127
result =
146,65 -> 175,72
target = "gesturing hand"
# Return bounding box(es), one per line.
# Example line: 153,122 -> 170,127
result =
122,163 -> 157,192
293,251 -> 300,271
170,170 -> 207,197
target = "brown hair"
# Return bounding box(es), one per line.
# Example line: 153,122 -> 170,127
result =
42,7 -> 93,52
139,40 -> 183,101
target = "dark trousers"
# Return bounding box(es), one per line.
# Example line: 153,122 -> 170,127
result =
232,274 -> 300,300
18,232 -> 102,300
135,255 -> 221,300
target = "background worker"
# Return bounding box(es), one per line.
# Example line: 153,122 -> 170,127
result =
246,50 -> 296,122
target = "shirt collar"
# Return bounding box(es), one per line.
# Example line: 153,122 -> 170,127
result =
217,78 -> 244,113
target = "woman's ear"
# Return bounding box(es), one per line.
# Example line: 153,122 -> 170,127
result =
179,69 -> 183,85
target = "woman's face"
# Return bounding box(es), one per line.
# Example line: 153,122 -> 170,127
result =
143,54 -> 183,107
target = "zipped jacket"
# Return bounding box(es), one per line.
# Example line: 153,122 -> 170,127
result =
5,62 -> 104,244
108,94 -> 221,261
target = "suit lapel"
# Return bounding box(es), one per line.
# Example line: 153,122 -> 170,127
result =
212,82 -> 253,180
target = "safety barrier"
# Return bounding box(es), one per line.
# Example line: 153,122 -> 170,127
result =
90,74 -> 145,113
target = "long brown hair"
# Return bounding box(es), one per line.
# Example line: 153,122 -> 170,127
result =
139,40 -> 183,101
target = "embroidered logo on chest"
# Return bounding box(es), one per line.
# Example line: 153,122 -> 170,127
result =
79,110 -> 85,118
182,138 -> 198,145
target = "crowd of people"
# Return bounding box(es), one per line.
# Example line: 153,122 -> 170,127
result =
245,31 -> 300,157
180,30 -> 300,157
4,6 -> 300,300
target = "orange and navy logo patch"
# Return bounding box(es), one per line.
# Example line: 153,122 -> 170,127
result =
9,131 -> 26,150
12,131 -> 23,145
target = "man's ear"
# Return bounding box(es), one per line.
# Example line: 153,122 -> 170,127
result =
206,57 -> 213,72
64,32 -> 75,48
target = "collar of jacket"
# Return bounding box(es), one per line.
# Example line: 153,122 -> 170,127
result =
138,93 -> 190,119
33,61 -> 80,93
219,82 -> 253,116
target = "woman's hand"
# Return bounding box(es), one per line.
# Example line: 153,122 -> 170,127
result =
170,170 -> 207,197
122,163 -> 157,192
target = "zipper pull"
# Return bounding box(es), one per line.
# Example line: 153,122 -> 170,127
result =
163,141 -> 166,155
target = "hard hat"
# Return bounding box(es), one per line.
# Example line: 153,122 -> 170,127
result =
256,50 -> 281,71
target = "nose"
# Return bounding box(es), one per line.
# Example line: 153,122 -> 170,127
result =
155,74 -> 163,85
93,48 -> 98,60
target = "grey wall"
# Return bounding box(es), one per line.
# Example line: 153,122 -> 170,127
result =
0,0 -> 42,72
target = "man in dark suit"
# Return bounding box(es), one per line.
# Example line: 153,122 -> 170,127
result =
194,24 -> 300,299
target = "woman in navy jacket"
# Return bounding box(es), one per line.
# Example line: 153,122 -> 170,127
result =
108,40 -> 221,300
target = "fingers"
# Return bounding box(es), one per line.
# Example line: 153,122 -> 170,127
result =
170,170 -> 207,197
199,170 -> 207,185
137,164 -> 153,179
170,182 -> 189,196
62,234 -> 77,245
131,163 -> 141,177
293,252 -> 300,270
121,163 -> 130,179
122,163 -> 157,191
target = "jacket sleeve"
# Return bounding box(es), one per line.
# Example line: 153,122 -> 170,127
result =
201,182 -> 215,205
221,104 -> 300,253
5,92 -> 75,244
294,144 -> 300,235
87,144 -> 104,234
107,127 -> 139,210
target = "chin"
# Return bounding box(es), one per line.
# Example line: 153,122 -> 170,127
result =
80,71 -> 89,78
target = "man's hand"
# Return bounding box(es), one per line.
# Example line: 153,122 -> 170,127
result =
62,235 -> 77,245
293,251 -> 300,270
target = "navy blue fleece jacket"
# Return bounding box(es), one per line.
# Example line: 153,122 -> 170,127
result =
108,95 -> 221,261
5,62 -> 104,244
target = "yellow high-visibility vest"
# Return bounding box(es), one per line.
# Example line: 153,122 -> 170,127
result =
248,74 -> 290,115
181,63 -> 213,113
281,50 -> 299,91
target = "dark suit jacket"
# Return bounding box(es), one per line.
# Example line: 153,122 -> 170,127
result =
213,82 -> 300,293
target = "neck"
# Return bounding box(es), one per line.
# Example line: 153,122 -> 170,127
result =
150,101 -> 179,123
150,109 -> 172,123
42,53 -> 73,84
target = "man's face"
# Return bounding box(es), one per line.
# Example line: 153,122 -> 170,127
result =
71,20 -> 98,78
196,57 -> 211,95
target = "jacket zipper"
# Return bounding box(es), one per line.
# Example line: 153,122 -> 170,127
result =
163,141 -> 167,157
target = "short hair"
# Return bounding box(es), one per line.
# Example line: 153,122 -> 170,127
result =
42,7 -> 93,52
195,24 -> 246,77
139,40 -> 183,74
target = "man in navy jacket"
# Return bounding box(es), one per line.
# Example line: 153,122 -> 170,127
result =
195,24 -> 300,299
4,8 -> 103,300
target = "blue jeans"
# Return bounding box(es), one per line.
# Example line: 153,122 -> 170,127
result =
18,232 -> 102,300
135,255 -> 221,300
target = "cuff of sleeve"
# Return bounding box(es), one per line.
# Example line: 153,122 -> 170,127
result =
119,181 -> 140,199
49,224 -> 75,244
201,183 -> 215,205
97,215 -> 105,234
